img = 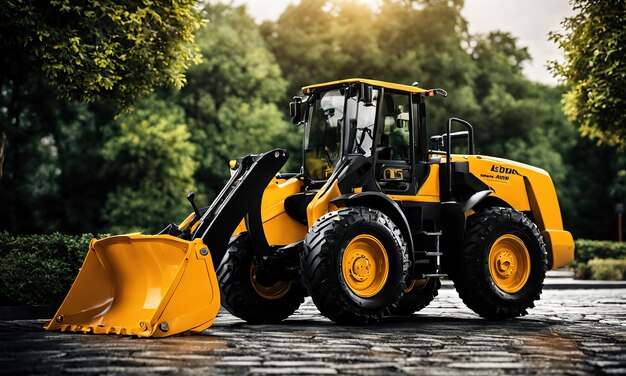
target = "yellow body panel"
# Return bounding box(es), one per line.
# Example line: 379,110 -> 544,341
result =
461,156 -> 531,212
302,78 -> 428,94
542,230 -> 575,269
44,235 -> 220,337
307,180 -> 342,227
417,163 -> 441,199
232,177 -> 308,246
388,163 -> 441,203
261,177 -> 308,245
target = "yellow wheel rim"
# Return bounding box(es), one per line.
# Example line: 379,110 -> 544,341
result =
488,234 -> 531,293
404,278 -> 428,293
341,234 -> 389,298
250,263 -> 291,300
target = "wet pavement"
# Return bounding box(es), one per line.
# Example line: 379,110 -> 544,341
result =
1,288 -> 625,375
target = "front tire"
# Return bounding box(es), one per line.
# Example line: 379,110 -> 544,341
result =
451,207 -> 547,319
216,233 -> 305,324
300,207 -> 409,325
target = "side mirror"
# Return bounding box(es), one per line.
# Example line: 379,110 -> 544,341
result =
425,88 -> 448,97
289,96 -> 304,125
361,84 -> 374,107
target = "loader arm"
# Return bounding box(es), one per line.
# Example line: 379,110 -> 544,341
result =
191,149 -> 289,266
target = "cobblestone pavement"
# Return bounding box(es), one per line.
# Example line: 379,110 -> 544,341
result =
1,288 -> 625,375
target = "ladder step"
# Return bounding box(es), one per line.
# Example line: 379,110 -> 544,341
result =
421,273 -> 448,278
424,252 -> 443,256
412,231 -> 442,237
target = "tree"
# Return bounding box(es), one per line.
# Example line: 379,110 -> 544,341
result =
550,0 -> 626,149
471,31 -> 531,100
0,57 -> 114,234
261,0 -> 383,100
100,97 -> 197,233
173,3 -> 298,200
0,0 -> 202,108
0,0 -> 203,234
262,0 -> 477,127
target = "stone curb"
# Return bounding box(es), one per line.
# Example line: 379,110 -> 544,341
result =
440,278 -> 626,290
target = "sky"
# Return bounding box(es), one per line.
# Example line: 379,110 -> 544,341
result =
233,0 -> 575,85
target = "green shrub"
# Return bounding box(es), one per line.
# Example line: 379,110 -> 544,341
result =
574,263 -> 592,280
591,258 -> 626,280
573,239 -> 626,267
575,258 -> 626,281
0,232 -> 95,305
572,240 -> 626,280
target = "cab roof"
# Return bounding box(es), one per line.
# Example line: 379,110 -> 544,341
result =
302,78 -> 428,94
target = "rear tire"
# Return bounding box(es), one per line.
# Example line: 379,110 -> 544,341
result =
391,278 -> 441,316
451,207 -> 547,319
217,233 -> 305,324
300,207 -> 409,325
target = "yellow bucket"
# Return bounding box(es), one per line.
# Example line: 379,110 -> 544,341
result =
44,234 -> 220,337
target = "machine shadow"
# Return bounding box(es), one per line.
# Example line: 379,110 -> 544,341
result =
221,313 -> 555,334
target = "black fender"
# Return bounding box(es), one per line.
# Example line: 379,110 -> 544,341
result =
442,189 -> 494,244
330,192 -> 414,261
441,189 -> 493,274
461,189 -> 494,212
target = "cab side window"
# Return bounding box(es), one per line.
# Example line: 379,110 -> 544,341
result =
378,93 -> 411,161
375,92 -> 412,192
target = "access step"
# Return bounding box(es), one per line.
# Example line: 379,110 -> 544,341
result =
424,251 -> 443,256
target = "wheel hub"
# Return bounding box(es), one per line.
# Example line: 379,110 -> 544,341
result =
250,263 -> 291,300
488,234 -> 531,293
349,254 -> 371,281
341,235 -> 389,298
495,251 -> 515,276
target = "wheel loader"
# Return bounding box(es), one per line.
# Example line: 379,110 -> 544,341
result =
45,78 -> 574,337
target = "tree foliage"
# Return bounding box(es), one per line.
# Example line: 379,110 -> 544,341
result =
550,0 -> 626,148
0,0 -> 202,108
173,3 -> 298,199
0,0 -> 205,233
101,97 -> 197,233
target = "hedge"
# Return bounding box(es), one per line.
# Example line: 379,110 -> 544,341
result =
574,239 -> 626,280
573,239 -> 626,266
0,232 -> 94,305
575,258 -> 626,280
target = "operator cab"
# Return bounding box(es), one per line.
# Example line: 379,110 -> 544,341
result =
291,78 -> 443,195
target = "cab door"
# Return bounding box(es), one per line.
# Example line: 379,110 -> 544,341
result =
374,90 -> 417,195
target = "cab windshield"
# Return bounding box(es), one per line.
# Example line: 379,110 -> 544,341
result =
303,89 -> 344,180
303,86 -> 378,180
